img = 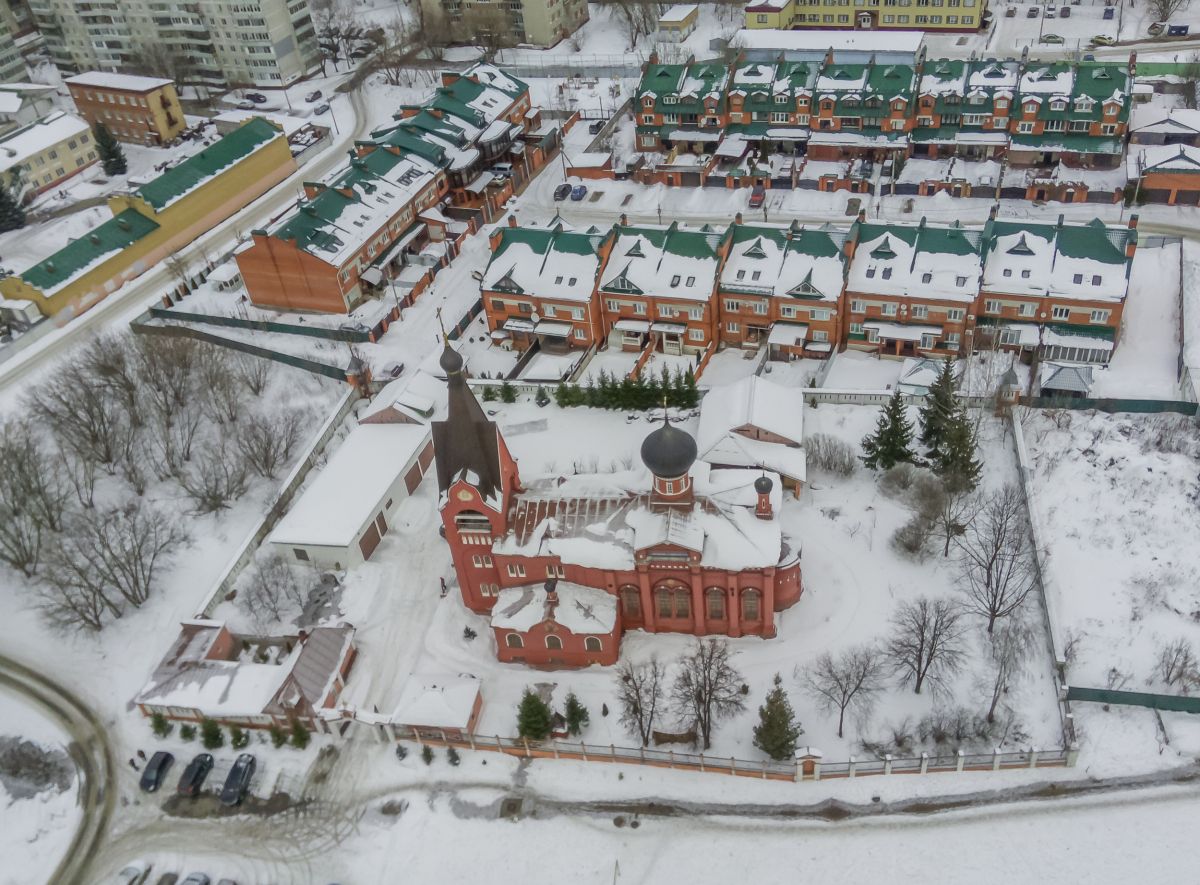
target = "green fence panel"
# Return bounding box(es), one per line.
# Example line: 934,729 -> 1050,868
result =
1066,685 -> 1200,714
148,306 -> 372,342
1027,396 -> 1198,416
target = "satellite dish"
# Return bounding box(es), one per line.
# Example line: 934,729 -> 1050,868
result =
530,312 -> 541,323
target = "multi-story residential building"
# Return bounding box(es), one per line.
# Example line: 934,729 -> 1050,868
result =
482,219 -> 608,353
598,222 -> 724,356
29,0 -> 319,88
717,221 -> 847,358
911,59 -> 1018,161
65,71 -> 184,145
0,109 -> 94,200
0,5 -> 24,82
843,217 -> 984,357
636,60 -> 732,154
807,59 -> 916,160
744,0 -> 987,33
976,215 -> 1137,363
421,0 -> 589,49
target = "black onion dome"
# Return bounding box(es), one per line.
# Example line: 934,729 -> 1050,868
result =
641,417 -> 697,479
439,342 -> 464,376
754,474 -> 773,494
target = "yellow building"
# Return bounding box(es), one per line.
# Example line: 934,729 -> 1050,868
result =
0,118 -> 296,318
0,110 -> 96,200
66,72 -> 186,146
744,0 -> 986,31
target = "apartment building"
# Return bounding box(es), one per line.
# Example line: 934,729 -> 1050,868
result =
29,0 -> 319,88
0,6 -> 24,82
0,109 -> 95,199
744,0 -> 988,32
66,72 -> 184,145
421,0 -> 589,49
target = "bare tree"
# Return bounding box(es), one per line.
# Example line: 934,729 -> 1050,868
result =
670,638 -> 746,749
28,363 -> 138,471
914,473 -> 980,557
0,419 -> 71,533
984,618 -> 1032,723
231,352 -> 275,397
236,411 -> 305,479
147,398 -> 205,475
62,448 -> 98,510
313,0 -> 367,71
0,500 -> 41,575
885,597 -> 966,695
135,335 -> 201,417
373,19 -> 420,86
615,657 -> 666,746
177,441 -> 250,513
198,349 -> 243,425
1156,638 -> 1199,692
955,485 -> 1037,633
80,333 -> 140,421
239,552 -> 309,630
802,645 -> 886,738
463,4 -> 515,60
1149,0 -> 1190,25
612,0 -> 661,49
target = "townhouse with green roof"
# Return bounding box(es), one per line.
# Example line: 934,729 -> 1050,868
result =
716,61 -> 820,178
1008,61 -> 1131,167
803,60 -> 916,159
911,59 -> 1019,160
635,59 -> 733,154
1,117 -> 295,317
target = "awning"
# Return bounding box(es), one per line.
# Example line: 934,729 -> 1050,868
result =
666,129 -> 722,143
614,319 -> 651,333
768,321 -> 808,346
864,321 -> 942,342
378,222 -> 427,267
535,320 -> 572,337
464,171 -> 495,194
805,341 -> 833,353
359,266 -> 384,287
954,131 -> 1008,145
503,318 -> 535,333
489,329 -> 511,340
715,135 -> 749,159
651,322 -> 687,334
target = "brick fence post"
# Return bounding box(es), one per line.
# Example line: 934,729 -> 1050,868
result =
553,742 -> 560,760
581,741 -> 588,761
524,738 -> 531,759
699,753 -> 706,773
883,754 -> 893,775
639,746 -> 646,764
794,757 -> 802,783
730,756 -> 736,776
468,732 -> 476,751
669,750 -> 675,769
610,744 -> 616,762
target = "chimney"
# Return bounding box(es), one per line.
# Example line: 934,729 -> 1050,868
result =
734,211 -> 743,225
1127,213 -> 1139,230
988,204 -> 999,221
620,212 -> 628,226
508,213 -> 518,228
754,474 -> 774,521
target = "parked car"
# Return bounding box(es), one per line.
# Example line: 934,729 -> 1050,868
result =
1026,5 -> 1039,16
1091,33 -> 1116,44
115,862 -> 151,884
235,101 -> 255,111
569,184 -> 587,201
179,876 -> 210,885
1040,33 -> 1065,43
304,90 -> 323,102
1102,6 -> 1115,18
1060,6 -> 1071,16
748,184 -> 766,208
176,754 -> 214,797
587,120 -> 605,135
219,754 -> 256,806
154,876 -> 178,885
139,752 -> 174,793
244,92 -> 267,104
1044,6 -> 1057,17
1004,5 -> 1016,16
313,103 -> 331,115
553,183 -> 572,201
491,162 -> 514,179
1148,21 -> 1165,35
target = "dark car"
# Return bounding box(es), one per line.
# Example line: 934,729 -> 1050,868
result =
219,754 -> 256,806
569,184 -> 587,201
304,90 -> 323,102
139,751 -> 174,793
588,120 -> 604,135
179,876 -> 210,885
154,876 -> 178,885
553,183 -> 572,201
176,753 -> 214,797
245,92 -> 267,104
314,103 -> 331,115
748,184 -> 766,208
1026,5 -> 1039,15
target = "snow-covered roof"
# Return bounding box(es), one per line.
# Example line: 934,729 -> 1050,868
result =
0,111 -> 90,175
483,224 -> 605,304
847,221 -> 983,302
598,223 -> 721,303
1129,105 -> 1200,136
491,581 -> 618,634
391,675 -> 480,729
659,4 -> 698,23
360,369 -> 448,423
697,375 -> 804,456
65,71 -> 174,92
981,219 -> 1133,303
733,28 -> 924,56
1131,143 -> 1200,175
719,223 -> 846,302
1039,361 -> 1094,395
269,423 -> 431,548
213,109 -> 309,137
897,357 -> 963,394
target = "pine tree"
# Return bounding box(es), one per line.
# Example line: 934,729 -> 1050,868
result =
421,744 -> 434,765
919,359 -> 958,458
0,177 -> 25,233
752,674 -> 803,761
150,712 -> 172,738
482,385 -> 498,402
500,381 -> 516,403
535,385 -> 550,407
200,718 -> 224,750
516,688 -> 552,740
564,691 -> 590,736
269,724 -> 287,748
180,724 -> 196,742
93,122 -> 127,176
555,382 -> 570,407
861,390 -> 916,471
230,726 -> 249,749
932,409 -> 982,492
681,368 -> 699,408
290,720 -> 311,749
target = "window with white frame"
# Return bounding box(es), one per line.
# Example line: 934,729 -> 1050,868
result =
851,299 -> 866,313
1090,309 -> 1110,324
911,304 -> 928,319
985,299 -> 1001,313
689,328 -> 704,341
850,322 -> 864,334
882,302 -> 898,316
726,321 -> 739,333
472,554 -> 493,567
506,563 -> 526,578
947,308 -> 965,321
606,299 -> 619,311
946,332 -> 960,349
812,330 -> 829,342
1052,306 -> 1070,320
811,308 -> 831,321
1019,302 -> 1036,317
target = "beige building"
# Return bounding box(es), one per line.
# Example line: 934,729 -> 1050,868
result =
0,110 -> 95,200
429,0 -> 589,48
30,0 -> 320,88
66,72 -> 185,145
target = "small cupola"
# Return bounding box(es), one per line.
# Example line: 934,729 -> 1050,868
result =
755,473 -> 774,520
641,415 -> 697,506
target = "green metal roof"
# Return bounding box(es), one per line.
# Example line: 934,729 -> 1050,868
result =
21,208 -> 159,292
136,117 -> 280,210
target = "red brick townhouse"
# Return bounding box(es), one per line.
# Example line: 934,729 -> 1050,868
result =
481,217 -> 609,353
843,217 -> 984,357
635,57 -> 733,154
910,59 -> 1018,162
976,213 -> 1137,363
433,343 -> 802,668
807,60 -> 916,161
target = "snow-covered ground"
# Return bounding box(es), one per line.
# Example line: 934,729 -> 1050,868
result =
0,693 -> 79,885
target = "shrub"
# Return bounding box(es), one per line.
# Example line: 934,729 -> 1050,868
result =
421,745 -> 434,765
200,718 -> 224,750
447,746 -> 461,766
891,515 -> 932,559
463,626 -> 477,641
290,721 -> 311,749
879,463 -> 918,496
500,382 -> 516,403
482,386 -> 497,402
230,726 -> 249,749
269,724 -> 288,748
180,724 -> 196,743
807,433 -> 856,476
149,712 -> 172,738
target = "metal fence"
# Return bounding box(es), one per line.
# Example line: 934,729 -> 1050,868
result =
1025,395 -> 1198,416
382,726 -> 1074,781
147,305 -> 375,343
1066,686 -> 1200,714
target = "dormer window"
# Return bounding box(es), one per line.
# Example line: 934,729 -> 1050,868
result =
775,94 -> 787,104
1024,101 -> 1038,113
670,275 -> 681,287
956,276 -> 967,287
685,276 -> 695,287
969,93 -> 986,105
1050,99 -> 1066,112
643,95 -> 654,107
882,268 -> 893,280
1075,97 -> 1095,112
866,266 -> 877,278
663,95 -> 678,105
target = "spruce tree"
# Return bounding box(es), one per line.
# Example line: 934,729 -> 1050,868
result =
200,718 -> 224,750
516,688 -> 552,740
0,178 -> 25,233
932,409 -> 982,492
290,720 -> 311,749
752,674 -> 803,761
919,359 -> 958,457
861,390 -> 916,471
499,381 -> 516,403
93,122 -> 127,176
149,712 -> 172,738
535,385 -> 550,407
555,382 -> 570,408
564,691 -> 590,736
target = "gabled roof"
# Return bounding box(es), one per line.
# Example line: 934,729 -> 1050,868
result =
697,375 -> 804,456
138,118 -> 281,210
1039,361 -> 1093,394
482,224 -> 605,303
598,223 -> 721,302
20,209 -> 159,295
720,222 -> 846,301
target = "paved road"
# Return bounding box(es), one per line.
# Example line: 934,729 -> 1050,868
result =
0,653 -> 115,885
0,86 -> 372,392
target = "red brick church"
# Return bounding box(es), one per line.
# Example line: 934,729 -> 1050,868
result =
433,343 -> 803,668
